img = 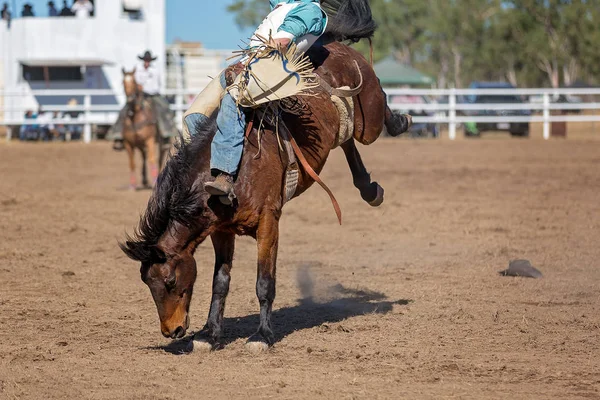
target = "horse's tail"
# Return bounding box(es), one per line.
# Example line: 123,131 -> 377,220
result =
321,0 -> 377,43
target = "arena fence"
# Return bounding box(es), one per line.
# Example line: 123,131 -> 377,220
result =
1,87 -> 600,143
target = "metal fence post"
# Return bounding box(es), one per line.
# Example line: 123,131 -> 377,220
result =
543,93 -> 550,140
175,93 -> 184,132
449,88 -> 457,140
6,126 -> 12,143
83,94 -> 92,143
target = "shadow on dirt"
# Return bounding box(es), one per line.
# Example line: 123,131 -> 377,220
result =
153,274 -> 411,355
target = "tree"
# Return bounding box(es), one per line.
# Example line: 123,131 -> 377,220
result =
226,0 -> 600,88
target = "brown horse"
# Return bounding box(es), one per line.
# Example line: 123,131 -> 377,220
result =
121,69 -> 168,189
120,42 -> 409,351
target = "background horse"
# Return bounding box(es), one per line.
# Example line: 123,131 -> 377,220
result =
121,69 -> 168,190
120,41 -> 408,351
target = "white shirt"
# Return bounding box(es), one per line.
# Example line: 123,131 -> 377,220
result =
250,2 -> 325,53
71,1 -> 93,18
135,64 -> 160,95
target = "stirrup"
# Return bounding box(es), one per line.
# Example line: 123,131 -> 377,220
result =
113,139 -> 125,151
218,192 -> 236,206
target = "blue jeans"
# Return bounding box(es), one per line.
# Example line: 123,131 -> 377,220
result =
211,72 -> 246,175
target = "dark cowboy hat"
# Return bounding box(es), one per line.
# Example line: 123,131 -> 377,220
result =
48,1 -> 54,5
138,50 -> 157,62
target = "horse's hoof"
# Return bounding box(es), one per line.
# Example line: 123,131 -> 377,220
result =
367,183 -> 384,207
112,140 -> 125,151
188,339 -> 214,353
245,340 -> 269,353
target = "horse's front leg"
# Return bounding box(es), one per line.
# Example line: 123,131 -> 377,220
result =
146,134 -> 159,185
190,231 -> 235,352
247,213 -> 279,352
341,139 -> 384,207
140,147 -> 149,188
124,141 -> 137,190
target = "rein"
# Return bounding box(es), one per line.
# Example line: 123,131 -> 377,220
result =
127,89 -> 157,132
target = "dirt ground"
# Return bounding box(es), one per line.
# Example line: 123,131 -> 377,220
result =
1,137 -> 599,399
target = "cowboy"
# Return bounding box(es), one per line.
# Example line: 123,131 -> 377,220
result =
110,50 -> 177,149
1,2 -> 11,26
200,0 -> 328,203
71,0 -> 93,18
48,1 -> 58,16
21,3 -> 34,17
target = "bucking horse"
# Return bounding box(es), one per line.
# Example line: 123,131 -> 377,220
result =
120,1 -> 411,352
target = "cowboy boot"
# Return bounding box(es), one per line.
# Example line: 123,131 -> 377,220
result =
205,173 -> 236,205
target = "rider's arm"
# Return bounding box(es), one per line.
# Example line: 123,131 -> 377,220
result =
276,3 -> 326,41
269,0 -> 286,10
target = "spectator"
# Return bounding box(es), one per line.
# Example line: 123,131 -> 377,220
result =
48,1 -> 58,16
65,98 -> 83,140
36,107 -> 52,141
1,3 -> 11,27
71,0 -> 93,18
49,112 -> 67,141
19,110 -> 39,141
22,3 -> 35,17
59,0 -> 73,16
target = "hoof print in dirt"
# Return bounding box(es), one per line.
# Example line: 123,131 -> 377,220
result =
499,259 -> 543,279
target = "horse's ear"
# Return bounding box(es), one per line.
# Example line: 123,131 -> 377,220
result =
132,67 -> 136,75
122,67 -> 126,75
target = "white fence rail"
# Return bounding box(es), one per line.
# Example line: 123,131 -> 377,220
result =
386,88 -> 600,140
2,87 -> 600,142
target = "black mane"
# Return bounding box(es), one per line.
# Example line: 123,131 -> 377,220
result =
119,121 -> 215,263
322,0 -> 377,43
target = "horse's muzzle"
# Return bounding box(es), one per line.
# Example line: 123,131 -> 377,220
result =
161,314 -> 189,339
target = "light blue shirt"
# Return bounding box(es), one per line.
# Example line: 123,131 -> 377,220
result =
269,0 -> 327,39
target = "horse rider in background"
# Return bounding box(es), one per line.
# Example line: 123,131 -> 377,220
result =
110,50 -> 177,150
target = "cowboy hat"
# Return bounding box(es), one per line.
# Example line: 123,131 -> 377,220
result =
138,50 -> 157,62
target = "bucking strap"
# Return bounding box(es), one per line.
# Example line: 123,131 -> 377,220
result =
283,124 -> 343,225
317,60 -> 364,98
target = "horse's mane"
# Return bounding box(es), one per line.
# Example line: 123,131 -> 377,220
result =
119,121 -> 215,264
321,0 -> 377,43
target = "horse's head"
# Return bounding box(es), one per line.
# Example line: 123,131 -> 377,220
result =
121,133 -> 211,340
122,67 -> 140,105
137,244 -> 197,339
122,222 -> 199,339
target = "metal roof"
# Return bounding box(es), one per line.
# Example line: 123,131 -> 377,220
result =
19,59 -> 113,67
374,57 -> 433,86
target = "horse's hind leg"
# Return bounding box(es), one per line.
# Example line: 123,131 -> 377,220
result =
341,139 -> 384,207
247,213 -> 279,352
385,106 -> 412,137
124,141 -> 137,190
190,231 -> 235,352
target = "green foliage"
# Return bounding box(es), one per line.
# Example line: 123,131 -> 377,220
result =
227,0 -> 600,87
